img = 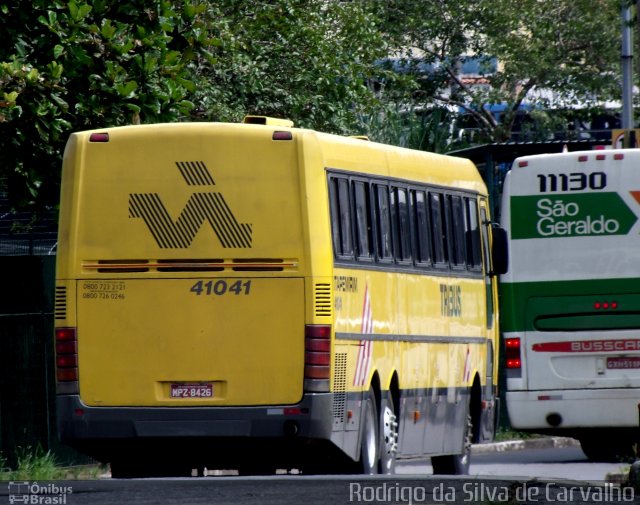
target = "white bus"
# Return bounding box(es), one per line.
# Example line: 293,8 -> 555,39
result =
500,148 -> 640,461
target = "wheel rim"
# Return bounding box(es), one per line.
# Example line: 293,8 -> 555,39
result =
363,401 -> 377,471
460,414 -> 473,467
380,404 -> 398,472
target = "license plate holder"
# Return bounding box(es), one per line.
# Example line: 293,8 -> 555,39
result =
606,357 -> 640,369
170,383 -> 213,398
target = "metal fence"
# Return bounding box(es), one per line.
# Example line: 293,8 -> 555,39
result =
0,211 -> 57,256
0,193 -> 77,467
0,256 -> 61,468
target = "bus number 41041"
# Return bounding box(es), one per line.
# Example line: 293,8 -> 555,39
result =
190,280 -> 251,296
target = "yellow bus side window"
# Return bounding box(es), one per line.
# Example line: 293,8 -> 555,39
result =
374,184 -> 393,261
353,180 -> 373,261
411,189 -> 432,266
329,177 -> 355,259
391,186 -> 412,263
429,192 -> 447,265
464,198 -> 482,270
449,195 -> 467,268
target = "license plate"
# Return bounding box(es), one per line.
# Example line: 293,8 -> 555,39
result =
606,357 -> 640,369
170,383 -> 213,398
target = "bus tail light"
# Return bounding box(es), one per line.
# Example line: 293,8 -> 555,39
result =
594,300 -> 618,310
304,325 -> 331,392
89,132 -> 109,142
505,337 -> 522,369
55,327 -> 79,394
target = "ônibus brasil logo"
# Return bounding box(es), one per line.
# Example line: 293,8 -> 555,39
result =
129,161 -> 252,248
510,192 -> 639,239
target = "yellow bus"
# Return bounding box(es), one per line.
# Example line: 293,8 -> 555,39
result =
54,117 -> 507,477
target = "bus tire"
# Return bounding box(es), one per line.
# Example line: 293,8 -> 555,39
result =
378,391 -> 398,474
579,438 -> 635,462
237,464 -> 276,476
358,387 -> 379,474
431,413 -> 472,475
110,460 -> 138,479
110,459 -> 192,478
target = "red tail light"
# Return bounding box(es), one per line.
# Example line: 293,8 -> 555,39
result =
505,337 -> 521,369
55,327 -> 79,386
594,301 -> 618,310
56,354 -> 78,368
89,132 -> 109,142
304,325 -> 331,390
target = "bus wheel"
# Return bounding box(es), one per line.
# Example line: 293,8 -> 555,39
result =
431,414 -> 472,475
110,459 -> 192,478
579,438 -> 635,462
358,387 -> 379,474
378,391 -> 398,474
237,464 -> 276,476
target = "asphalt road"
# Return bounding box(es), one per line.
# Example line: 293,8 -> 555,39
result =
2,475 -> 638,505
398,438 -> 629,482
1,442 -> 638,505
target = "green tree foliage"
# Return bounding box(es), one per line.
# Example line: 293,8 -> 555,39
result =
0,0 -> 629,209
384,0 -> 621,144
190,1 -> 392,133
0,0 -> 207,209
0,0 -> 393,211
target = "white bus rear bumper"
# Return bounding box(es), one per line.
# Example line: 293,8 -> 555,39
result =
506,389 -> 640,429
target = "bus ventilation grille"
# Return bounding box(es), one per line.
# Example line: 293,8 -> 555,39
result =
55,286 -> 67,320
314,283 -> 332,318
333,353 -> 347,422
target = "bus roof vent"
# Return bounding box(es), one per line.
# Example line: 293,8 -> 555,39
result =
243,116 -> 294,128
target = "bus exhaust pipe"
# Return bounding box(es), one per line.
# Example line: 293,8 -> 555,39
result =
546,413 -> 562,427
283,420 -> 299,437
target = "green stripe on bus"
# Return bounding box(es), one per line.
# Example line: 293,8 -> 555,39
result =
500,278 -> 640,332
510,193 -> 637,240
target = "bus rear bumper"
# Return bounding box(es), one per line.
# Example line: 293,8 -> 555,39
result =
56,392 -> 360,467
57,393 -> 334,441
506,388 -> 640,429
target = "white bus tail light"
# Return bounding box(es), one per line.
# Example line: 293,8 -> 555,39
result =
304,325 -> 331,392
505,338 -> 522,369
55,327 -> 79,393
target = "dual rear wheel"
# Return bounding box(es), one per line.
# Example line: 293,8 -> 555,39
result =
358,387 -> 399,474
358,387 -> 473,476
430,413 -> 472,475
579,438 -> 636,463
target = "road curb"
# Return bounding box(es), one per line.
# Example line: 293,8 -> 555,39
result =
472,436 -> 580,455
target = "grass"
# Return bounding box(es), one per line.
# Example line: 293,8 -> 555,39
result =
494,428 -> 542,442
0,446 -> 106,480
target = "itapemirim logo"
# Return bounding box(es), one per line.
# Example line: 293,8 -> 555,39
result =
129,161 -> 252,249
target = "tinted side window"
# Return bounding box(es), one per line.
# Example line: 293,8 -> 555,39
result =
430,192 -> 447,265
328,178 -> 342,256
449,195 -> 467,267
411,189 -> 432,265
465,197 -> 482,270
391,187 -> 411,262
374,184 -> 393,261
353,181 -> 373,260
335,178 -> 354,258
